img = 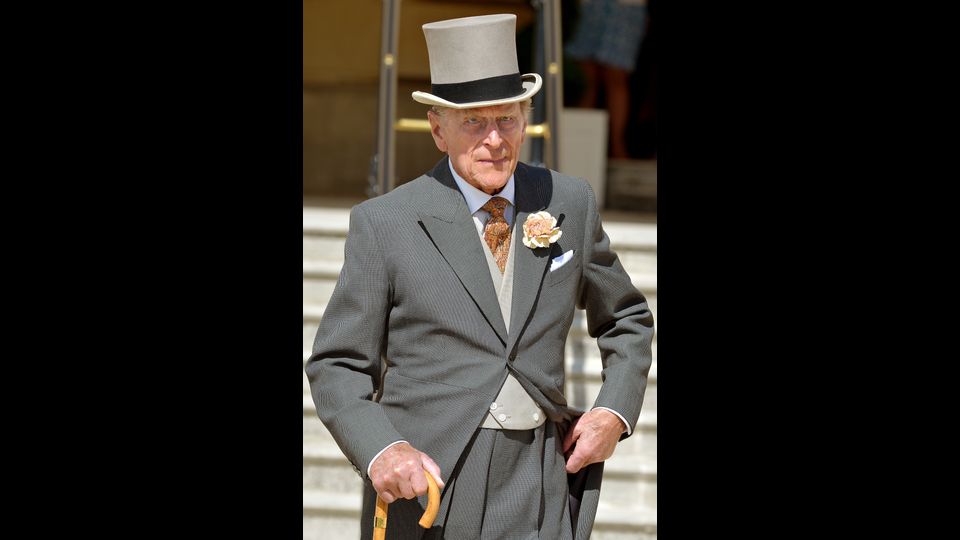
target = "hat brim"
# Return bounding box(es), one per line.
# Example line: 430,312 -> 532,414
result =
411,73 -> 542,109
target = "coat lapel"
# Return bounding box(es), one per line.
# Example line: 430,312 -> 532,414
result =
418,158 -> 509,346
507,163 -> 556,356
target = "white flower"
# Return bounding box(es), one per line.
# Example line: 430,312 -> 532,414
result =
522,211 -> 562,249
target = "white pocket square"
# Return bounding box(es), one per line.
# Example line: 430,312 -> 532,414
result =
550,250 -> 574,271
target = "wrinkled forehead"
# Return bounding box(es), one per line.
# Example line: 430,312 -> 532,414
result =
455,103 -> 522,119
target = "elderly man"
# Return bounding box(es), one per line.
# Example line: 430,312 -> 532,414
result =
305,13 -> 654,539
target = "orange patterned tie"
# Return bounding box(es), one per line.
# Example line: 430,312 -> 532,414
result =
481,196 -> 511,273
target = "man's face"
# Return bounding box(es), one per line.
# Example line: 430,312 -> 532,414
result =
428,102 -> 527,195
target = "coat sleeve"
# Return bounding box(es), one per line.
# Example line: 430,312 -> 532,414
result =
304,204 -> 405,476
576,183 -> 655,438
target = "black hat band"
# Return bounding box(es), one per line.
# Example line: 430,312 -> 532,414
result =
431,73 -> 524,104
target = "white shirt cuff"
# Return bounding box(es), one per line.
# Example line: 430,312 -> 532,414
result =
366,440 -> 408,478
592,407 -> 632,436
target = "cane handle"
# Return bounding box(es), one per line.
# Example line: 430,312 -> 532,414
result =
373,470 -> 440,539
418,470 -> 441,528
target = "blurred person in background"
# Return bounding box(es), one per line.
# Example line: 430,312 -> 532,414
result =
566,0 -> 649,159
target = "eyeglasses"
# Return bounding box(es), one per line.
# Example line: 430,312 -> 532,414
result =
457,114 -> 521,136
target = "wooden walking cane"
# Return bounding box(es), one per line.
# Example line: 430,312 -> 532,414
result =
373,470 -> 440,540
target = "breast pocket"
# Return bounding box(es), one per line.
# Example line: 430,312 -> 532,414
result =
546,257 -> 581,286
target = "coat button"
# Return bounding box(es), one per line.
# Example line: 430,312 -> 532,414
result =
497,413 -> 507,422
490,402 -> 498,411
533,412 -> 540,421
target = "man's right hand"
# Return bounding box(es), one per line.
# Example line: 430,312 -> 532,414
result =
369,442 -> 445,504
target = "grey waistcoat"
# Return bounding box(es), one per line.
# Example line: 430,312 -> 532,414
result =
479,227 -> 547,430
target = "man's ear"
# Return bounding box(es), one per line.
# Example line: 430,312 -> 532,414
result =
427,111 -> 448,153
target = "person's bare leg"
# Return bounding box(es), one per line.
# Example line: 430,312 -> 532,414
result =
603,65 -> 632,159
578,60 -> 600,108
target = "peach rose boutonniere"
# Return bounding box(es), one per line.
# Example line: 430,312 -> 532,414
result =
522,211 -> 562,249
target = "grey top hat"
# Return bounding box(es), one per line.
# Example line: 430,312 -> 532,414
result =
412,14 -> 542,109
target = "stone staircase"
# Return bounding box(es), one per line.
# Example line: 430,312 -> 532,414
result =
303,205 -> 657,539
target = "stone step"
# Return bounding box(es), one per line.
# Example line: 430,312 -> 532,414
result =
302,395 -> 657,462
303,437 -> 656,509
601,221 -> 657,251
565,365 -> 658,414
302,276 -> 338,309
302,490 -> 361,540
591,505 -> 659,540
303,235 -> 347,263
302,206 -> 352,235
302,260 -> 343,280
303,488 -> 656,540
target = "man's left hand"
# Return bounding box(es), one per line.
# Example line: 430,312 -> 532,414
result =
562,408 -> 626,473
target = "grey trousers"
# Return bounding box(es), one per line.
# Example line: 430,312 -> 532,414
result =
371,422 -> 574,540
